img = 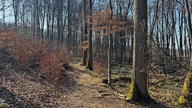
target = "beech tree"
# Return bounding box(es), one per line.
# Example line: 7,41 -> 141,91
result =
89,8 -> 125,84
178,0 -> 192,106
126,0 -> 152,101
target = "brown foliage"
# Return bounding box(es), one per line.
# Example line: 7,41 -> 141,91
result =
0,29 -> 70,81
39,52 -> 61,80
79,41 -> 88,51
93,58 -> 107,73
39,47 -> 69,80
14,38 -> 48,65
0,29 -> 18,53
56,48 -> 70,64
88,9 -> 126,36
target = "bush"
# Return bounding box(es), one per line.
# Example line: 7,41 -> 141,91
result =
39,52 -> 61,80
0,29 -> 18,54
39,48 -> 69,80
0,29 -> 70,80
93,58 -> 107,73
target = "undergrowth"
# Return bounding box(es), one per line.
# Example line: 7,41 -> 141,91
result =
93,58 -> 107,73
0,29 -> 70,81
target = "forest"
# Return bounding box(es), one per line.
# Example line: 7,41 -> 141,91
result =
0,0 -> 192,108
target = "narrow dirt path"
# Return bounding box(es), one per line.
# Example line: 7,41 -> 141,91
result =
67,59 -> 137,108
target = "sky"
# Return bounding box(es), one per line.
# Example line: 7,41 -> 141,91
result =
0,0 -> 14,23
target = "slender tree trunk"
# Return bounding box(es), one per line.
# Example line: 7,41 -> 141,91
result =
46,4 -> 50,42
12,0 -> 19,28
67,0 -> 72,51
119,3 -> 126,64
41,4 -> 45,41
22,2 -> 25,25
82,0 -> 88,66
179,6 -> 184,61
170,1 -> 176,60
86,0 -> 93,70
161,0 -> 165,60
107,0 -> 113,85
51,5 -> 55,45
57,0 -> 63,45
35,0 -> 40,37
2,0 -> 5,28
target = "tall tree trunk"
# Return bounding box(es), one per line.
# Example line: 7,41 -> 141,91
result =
82,0 -> 88,66
119,2 -> 126,64
35,0 -> 40,37
67,0 -> 72,51
86,0 -> 93,70
178,0 -> 192,106
126,0 -> 152,101
21,2 -> 25,25
107,0 -> 113,85
2,0 -> 5,28
57,0 -> 63,45
170,1 -> 176,60
51,5 -> 55,45
179,5 -> 184,61
12,0 -> 19,28
46,2 -> 50,42
40,2 -> 46,41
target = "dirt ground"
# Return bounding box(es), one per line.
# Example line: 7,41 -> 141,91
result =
68,60 -> 137,108
0,54 -> 181,108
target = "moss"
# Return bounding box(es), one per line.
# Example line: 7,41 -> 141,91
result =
0,105 -> 10,108
178,95 -> 187,105
126,80 -> 138,100
149,86 -> 156,91
177,64 -> 192,106
183,71 -> 191,93
99,83 -> 108,87
125,80 -> 155,104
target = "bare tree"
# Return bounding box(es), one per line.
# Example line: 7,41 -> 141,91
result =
2,0 -> 5,28
86,0 -> 93,70
82,0 -> 88,66
107,0 -> 113,85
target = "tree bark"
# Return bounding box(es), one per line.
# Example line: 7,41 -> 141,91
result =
126,0 -> 152,102
67,0 -> 72,50
107,0 -> 113,85
12,0 -> 19,28
82,0 -> 88,66
178,0 -> 192,106
86,0 -> 93,70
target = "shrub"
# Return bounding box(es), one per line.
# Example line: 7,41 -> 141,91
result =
39,47 -> 69,80
0,29 -> 18,54
56,47 -> 70,65
11,37 -> 49,67
39,52 -> 61,80
93,58 -> 107,73
0,29 -> 70,81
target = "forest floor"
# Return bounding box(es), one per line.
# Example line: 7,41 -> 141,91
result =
0,52 -> 185,108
